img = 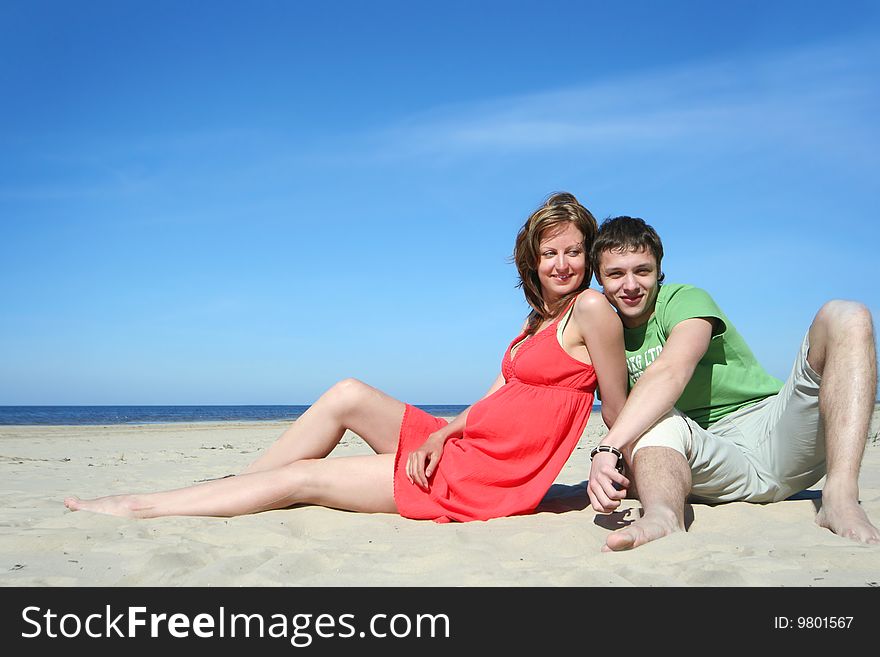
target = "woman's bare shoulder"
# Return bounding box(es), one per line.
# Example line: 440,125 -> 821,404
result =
574,288 -> 614,315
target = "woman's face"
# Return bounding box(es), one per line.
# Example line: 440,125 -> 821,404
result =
536,222 -> 586,306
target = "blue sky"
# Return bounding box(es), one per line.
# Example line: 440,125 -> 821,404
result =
2,0 -> 879,405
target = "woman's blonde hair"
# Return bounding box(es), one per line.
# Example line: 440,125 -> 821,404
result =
514,192 -> 598,334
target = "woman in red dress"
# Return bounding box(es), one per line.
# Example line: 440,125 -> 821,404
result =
65,193 -> 629,521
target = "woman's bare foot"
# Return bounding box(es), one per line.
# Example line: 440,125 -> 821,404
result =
64,495 -> 146,518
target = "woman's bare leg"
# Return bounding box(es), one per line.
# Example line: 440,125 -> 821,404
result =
242,378 -> 406,474
65,453 -> 397,518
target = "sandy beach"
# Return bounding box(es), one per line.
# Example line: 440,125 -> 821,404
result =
1,410 -> 878,587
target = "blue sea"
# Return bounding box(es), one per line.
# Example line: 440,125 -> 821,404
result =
0,405 -> 475,426
0,404 -> 604,426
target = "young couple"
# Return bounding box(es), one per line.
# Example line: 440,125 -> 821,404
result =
66,193 -> 880,550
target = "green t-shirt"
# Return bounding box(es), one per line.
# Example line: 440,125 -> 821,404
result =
623,283 -> 783,428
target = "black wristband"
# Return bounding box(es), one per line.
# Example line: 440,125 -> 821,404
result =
590,445 -> 625,474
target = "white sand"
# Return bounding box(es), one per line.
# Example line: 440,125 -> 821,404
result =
1,411 -> 878,587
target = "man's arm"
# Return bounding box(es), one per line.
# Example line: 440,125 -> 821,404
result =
587,317 -> 715,512
603,317 -> 714,450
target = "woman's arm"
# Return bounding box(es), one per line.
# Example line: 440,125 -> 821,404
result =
436,372 -> 506,437
569,290 -> 631,512
571,290 -> 628,427
407,316 -> 527,489
417,316 -> 523,449
406,371 -> 506,489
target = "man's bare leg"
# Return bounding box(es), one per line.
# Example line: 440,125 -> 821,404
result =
808,301 -> 880,544
604,446 -> 690,551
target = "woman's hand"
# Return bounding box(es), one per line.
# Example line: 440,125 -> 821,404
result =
587,451 -> 630,513
406,431 -> 449,490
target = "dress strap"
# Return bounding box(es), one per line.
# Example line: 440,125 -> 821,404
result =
555,295 -> 579,342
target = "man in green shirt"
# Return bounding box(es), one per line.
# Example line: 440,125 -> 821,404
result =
587,216 -> 879,550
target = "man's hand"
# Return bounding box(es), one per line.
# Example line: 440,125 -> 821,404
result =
588,450 -> 630,513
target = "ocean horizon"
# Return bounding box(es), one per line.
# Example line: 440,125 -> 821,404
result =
0,404 -> 604,426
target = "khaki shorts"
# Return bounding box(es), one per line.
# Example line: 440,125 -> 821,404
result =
630,332 -> 825,503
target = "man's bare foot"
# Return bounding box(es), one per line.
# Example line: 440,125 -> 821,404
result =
603,509 -> 684,552
64,495 -> 145,518
816,489 -> 880,544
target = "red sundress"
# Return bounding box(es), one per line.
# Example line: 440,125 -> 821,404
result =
393,310 -> 597,522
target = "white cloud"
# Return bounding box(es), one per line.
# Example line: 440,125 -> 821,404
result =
356,37 -> 880,162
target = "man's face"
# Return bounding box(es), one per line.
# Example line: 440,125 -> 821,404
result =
597,247 -> 660,328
